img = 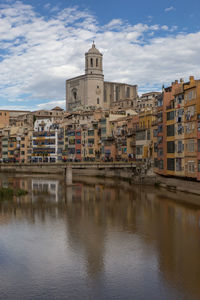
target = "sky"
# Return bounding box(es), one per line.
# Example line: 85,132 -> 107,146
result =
0,0 -> 200,111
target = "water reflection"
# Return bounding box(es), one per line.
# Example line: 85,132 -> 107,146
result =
0,174 -> 200,299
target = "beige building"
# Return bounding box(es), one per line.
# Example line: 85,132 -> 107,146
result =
136,92 -> 160,112
66,43 -> 138,111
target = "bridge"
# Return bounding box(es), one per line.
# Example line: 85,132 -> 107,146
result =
0,161 -> 148,185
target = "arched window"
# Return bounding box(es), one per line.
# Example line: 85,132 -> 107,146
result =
96,58 -> 98,67
91,58 -> 93,67
72,88 -> 77,101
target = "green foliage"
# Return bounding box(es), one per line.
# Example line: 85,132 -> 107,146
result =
0,187 -> 14,200
0,187 -> 28,200
16,189 -> 28,196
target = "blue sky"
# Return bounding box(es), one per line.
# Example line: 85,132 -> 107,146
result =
0,0 -> 200,110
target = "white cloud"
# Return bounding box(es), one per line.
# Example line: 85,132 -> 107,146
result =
161,25 -> 169,31
0,1 -> 199,110
36,100 -> 65,110
105,19 -> 123,29
165,6 -> 175,12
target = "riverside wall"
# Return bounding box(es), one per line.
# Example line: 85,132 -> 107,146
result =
0,163 -> 200,196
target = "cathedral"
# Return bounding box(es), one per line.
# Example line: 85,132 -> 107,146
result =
66,43 -> 138,111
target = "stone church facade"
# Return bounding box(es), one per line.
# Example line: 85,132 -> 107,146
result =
66,43 -> 138,111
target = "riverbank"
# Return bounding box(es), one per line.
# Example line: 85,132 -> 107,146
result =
155,175 -> 200,196
0,163 -> 200,196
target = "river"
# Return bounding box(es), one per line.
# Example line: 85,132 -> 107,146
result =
0,174 -> 200,300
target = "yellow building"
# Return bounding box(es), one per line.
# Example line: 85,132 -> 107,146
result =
136,110 -> 155,161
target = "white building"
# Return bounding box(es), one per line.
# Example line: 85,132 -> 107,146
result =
32,119 -> 64,163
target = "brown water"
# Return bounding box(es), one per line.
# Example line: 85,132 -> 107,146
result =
0,174 -> 200,300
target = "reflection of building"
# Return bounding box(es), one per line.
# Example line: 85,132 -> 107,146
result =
66,43 -> 138,111
32,179 -> 59,202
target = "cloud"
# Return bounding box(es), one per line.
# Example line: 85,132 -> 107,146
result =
0,1 -> 199,111
36,100 -> 65,110
165,6 -> 175,12
105,19 -> 123,29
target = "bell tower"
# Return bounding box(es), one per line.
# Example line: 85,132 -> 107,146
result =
85,42 -> 103,75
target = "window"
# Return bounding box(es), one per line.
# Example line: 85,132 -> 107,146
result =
69,139 -> 75,145
76,139 -> 81,144
88,130 -> 94,136
198,140 -> 200,152
136,131 -> 146,141
136,145 -> 143,155
89,149 -> 93,154
198,160 -> 200,172
167,124 -> 174,136
158,125 -> 163,133
68,148 -> 75,154
176,158 -> 182,171
177,141 -> 184,153
147,129 -> 150,140
116,86 -> 119,101
104,89 -> 107,102
90,58 -> 93,67
185,122 -> 195,134
97,98 -> 99,104
158,136 -> 163,144
167,141 -> 175,153
96,59 -> 98,67
177,124 -> 184,135
88,138 -> 94,145
158,160 -> 164,170
126,87 -> 130,98
157,112 -> 163,123
158,148 -> 163,157
167,111 -> 174,121
167,158 -> 175,171
76,149 -> 81,154
153,129 -> 158,137
188,161 -> 195,172
187,139 -> 195,152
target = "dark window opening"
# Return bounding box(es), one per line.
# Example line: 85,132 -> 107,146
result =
167,158 -> 175,171
167,124 -> 174,137
167,141 -> 175,153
